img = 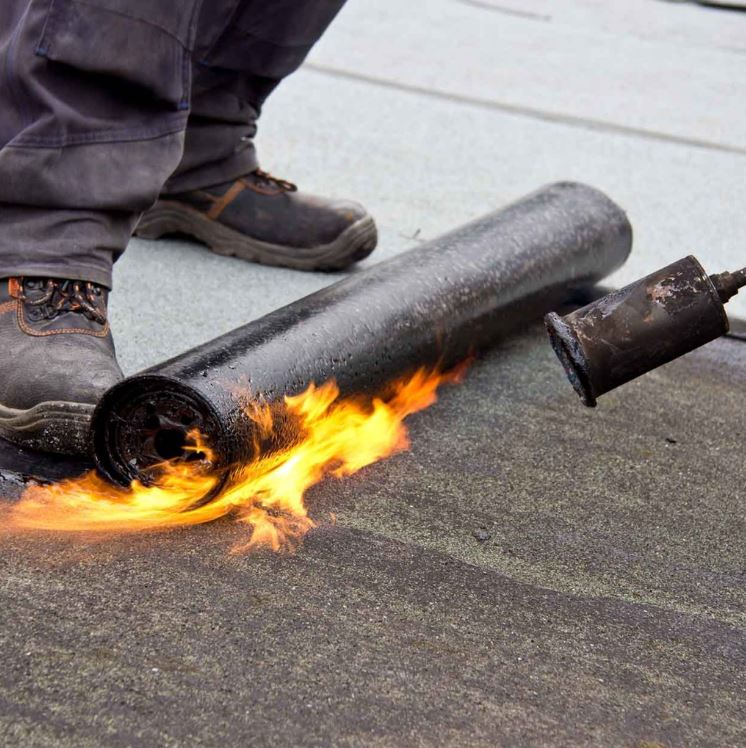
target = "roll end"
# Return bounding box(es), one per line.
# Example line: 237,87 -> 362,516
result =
90,375 -> 226,487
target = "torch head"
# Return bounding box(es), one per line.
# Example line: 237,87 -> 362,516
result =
545,255 -> 741,406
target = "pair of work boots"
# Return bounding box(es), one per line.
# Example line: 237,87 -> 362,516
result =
0,170 -> 377,455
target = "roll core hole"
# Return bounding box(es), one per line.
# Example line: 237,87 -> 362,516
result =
153,428 -> 188,461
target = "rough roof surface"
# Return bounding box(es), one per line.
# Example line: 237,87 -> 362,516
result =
1,325 -> 745,746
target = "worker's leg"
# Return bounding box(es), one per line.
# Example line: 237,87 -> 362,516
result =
167,0 -> 348,193
0,0 -> 205,453
136,0 -> 378,272
0,0 -> 206,288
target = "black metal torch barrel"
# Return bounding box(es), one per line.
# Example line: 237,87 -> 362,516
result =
545,255 -> 746,407
91,182 -> 632,487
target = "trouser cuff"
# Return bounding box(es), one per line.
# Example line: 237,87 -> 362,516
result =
0,261 -> 113,289
0,207 -> 131,289
163,140 -> 259,194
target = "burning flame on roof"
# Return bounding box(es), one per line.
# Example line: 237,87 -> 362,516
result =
1,367 -> 464,552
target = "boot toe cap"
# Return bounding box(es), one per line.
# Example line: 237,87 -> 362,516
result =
310,198 -> 375,247
1,339 -> 123,411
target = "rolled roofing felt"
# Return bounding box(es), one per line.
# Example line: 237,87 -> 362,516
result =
91,182 -> 632,488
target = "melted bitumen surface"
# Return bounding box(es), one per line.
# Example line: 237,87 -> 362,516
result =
1,324 -> 744,746
0,438 -> 91,490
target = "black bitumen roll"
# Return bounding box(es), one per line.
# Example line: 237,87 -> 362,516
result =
91,182 -> 632,487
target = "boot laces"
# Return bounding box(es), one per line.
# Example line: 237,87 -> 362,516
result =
251,169 -> 297,193
20,279 -> 107,325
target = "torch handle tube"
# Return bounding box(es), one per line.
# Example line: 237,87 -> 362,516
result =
711,267 -> 746,303
92,182 -> 632,486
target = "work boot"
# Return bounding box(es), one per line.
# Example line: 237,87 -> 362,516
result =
135,169 -> 378,271
0,277 -> 123,456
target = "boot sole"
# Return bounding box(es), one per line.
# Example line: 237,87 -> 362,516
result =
135,200 -> 378,271
0,401 -> 93,457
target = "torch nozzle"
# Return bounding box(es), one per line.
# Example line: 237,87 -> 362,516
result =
546,256 -> 734,407
709,267 -> 746,304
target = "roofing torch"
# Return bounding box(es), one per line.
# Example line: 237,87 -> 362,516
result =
545,256 -> 746,406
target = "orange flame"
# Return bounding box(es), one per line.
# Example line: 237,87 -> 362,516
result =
1,366 -> 464,552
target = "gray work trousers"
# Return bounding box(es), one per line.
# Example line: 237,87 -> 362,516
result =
0,0 -> 346,287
